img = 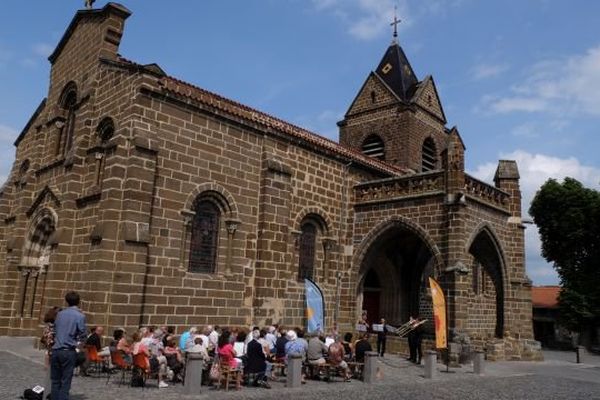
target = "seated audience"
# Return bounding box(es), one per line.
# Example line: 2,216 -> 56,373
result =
342,332 -> 353,361
245,330 -> 271,388
354,333 -> 373,363
217,330 -> 241,390
163,336 -> 184,382
328,337 -> 351,381
274,327 -> 288,362
307,332 -> 328,366
132,331 -> 169,388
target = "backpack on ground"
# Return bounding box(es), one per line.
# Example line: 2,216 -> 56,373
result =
21,386 -> 44,400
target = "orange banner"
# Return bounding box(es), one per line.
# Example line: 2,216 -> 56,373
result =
429,277 -> 447,349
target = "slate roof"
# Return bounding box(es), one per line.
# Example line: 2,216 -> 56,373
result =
374,43 -> 419,102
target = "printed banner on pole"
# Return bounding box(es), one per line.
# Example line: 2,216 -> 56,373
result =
305,278 -> 324,334
429,277 -> 447,349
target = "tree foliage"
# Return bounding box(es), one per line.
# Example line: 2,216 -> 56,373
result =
529,177 -> 600,332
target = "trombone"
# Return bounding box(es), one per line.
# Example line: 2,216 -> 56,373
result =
395,319 -> 427,337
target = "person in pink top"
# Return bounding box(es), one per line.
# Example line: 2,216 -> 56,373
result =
217,330 -> 241,389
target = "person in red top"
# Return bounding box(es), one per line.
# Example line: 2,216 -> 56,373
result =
217,330 -> 241,389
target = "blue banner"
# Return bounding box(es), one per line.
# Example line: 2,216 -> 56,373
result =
305,278 -> 325,334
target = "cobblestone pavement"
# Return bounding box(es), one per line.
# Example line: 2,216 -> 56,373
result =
1,337 -> 599,400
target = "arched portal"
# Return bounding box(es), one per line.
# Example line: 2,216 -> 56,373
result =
18,208 -> 57,318
468,228 -> 505,338
357,222 -> 437,327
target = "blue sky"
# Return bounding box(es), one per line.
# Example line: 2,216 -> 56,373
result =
1,0 -> 599,286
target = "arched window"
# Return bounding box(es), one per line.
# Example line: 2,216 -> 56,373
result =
95,118 -> 115,185
298,221 -> 317,280
421,137 -> 437,172
57,83 -> 78,156
361,135 -> 385,160
189,199 -> 220,273
97,117 -> 114,143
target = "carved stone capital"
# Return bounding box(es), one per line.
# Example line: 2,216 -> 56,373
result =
322,237 -> 337,252
180,209 -> 195,227
225,219 -> 241,235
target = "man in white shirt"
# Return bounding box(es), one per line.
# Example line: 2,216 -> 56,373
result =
208,325 -> 219,351
265,326 -> 277,352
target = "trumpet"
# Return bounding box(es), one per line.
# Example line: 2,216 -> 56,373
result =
395,319 -> 427,337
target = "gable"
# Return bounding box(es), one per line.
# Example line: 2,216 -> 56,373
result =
412,76 -> 446,124
345,72 -> 400,117
26,185 -> 62,218
14,98 -> 47,147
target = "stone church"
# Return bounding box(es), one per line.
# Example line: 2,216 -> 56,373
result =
0,3 -> 540,360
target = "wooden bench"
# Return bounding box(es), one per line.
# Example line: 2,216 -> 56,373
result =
271,362 -> 286,379
347,361 -> 364,380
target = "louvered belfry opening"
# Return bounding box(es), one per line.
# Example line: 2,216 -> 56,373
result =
361,135 -> 385,160
421,137 -> 437,172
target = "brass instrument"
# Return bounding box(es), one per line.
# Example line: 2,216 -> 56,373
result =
395,319 -> 427,337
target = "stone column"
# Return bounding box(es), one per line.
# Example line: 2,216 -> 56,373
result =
363,351 -> 379,384
424,350 -> 437,379
473,350 -> 485,375
286,353 -> 303,388
183,353 -> 203,395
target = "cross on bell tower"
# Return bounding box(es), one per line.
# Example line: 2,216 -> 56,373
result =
390,6 -> 401,44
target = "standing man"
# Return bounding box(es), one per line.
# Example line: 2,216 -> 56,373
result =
408,315 -> 424,363
51,291 -> 87,400
376,318 -> 387,357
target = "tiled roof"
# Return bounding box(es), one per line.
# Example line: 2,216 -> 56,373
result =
531,286 -> 560,309
115,57 -> 408,177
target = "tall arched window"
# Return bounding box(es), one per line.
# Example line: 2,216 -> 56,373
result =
189,199 -> 220,273
298,221 -> 317,280
421,137 -> 437,172
57,83 -> 78,156
361,134 -> 385,160
95,117 -> 114,185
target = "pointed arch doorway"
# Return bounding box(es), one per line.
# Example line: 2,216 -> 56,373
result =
357,220 -> 439,327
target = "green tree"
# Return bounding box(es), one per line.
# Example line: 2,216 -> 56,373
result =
529,178 -> 600,333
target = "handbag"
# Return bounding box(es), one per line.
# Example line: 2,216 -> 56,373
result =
209,358 -> 221,381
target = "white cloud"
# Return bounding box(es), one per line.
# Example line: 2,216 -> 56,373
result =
471,150 -> 600,285
488,97 -> 547,113
0,124 -> 17,143
482,45 -> 600,116
510,122 -> 539,138
471,63 -> 509,81
312,0 -> 409,41
32,43 -> 54,58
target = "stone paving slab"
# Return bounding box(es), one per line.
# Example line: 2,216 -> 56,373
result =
1,337 -> 599,400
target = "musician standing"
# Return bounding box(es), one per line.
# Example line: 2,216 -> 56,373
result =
407,315 -> 423,363
376,318 -> 387,357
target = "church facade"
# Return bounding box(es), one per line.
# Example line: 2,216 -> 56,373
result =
0,3 -> 540,360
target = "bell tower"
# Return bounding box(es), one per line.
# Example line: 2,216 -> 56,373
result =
338,33 -> 449,172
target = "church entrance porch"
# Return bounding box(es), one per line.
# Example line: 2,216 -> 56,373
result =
356,221 -> 437,330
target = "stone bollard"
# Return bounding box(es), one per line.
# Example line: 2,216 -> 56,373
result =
183,353 -> 204,395
286,353 -> 303,388
473,350 -> 485,375
424,350 -> 437,379
576,346 -> 586,364
363,351 -> 379,384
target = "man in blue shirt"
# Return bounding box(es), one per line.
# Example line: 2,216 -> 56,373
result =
51,291 -> 86,400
